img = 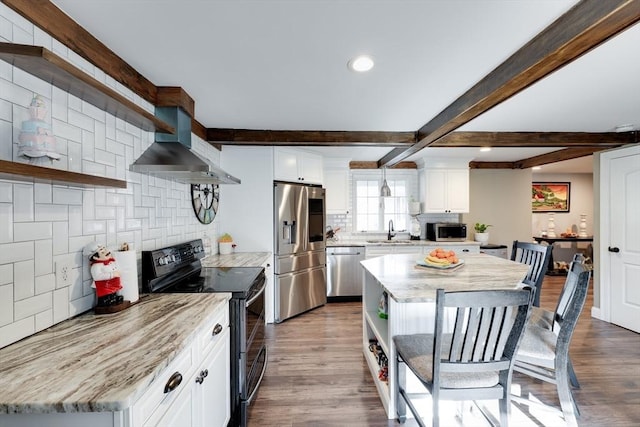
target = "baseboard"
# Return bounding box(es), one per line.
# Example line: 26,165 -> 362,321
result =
591,306 -> 603,320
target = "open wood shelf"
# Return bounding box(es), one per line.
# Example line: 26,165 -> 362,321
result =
0,42 -> 174,134
0,159 -> 127,188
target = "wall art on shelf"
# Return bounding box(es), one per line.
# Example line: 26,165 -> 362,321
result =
17,94 -> 61,165
532,182 -> 570,213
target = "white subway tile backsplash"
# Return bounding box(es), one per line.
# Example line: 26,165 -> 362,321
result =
14,292 -> 51,320
1,5 -> 224,347
53,187 -> 83,205
34,239 -> 53,276
68,205 -> 83,237
0,14 -> 10,41
13,69 -> 52,100
34,183 -> 52,204
14,259 -> 34,300
35,309 -> 53,332
52,87 -> 68,122
0,264 -> 12,285
52,119 -> 82,142
0,99 -> 11,121
14,222 -> 52,241
13,184 -> 33,222
67,140 -> 82,172
52,287 -> 69,323
0,317 -> 34,349
35,204 -> 68,222
33,26 -> 52,51
0,203 -> 13,243
0,181 -> 12,202
69,294 -> 94,317
0,283 -> 13,326
35,273 -> 55,294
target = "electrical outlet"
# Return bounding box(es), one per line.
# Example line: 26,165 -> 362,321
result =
56,260 -> 73,287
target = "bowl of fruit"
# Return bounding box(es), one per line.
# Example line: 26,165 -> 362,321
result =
417,248 -> 464,269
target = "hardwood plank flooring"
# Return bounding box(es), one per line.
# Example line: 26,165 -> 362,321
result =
248,276 -> 640,426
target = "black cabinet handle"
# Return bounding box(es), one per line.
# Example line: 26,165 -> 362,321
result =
164,372 -> 182,393
608,246 -> 620,253
212,323 -> 223,336
462,249 -> 469,252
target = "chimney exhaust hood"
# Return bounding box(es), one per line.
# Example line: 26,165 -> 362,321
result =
130,107 -> 240,184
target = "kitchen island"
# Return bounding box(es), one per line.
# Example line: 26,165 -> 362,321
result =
361,253 -> 529,418
0,293 -> 230,426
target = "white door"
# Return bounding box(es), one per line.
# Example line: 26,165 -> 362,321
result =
608,148 -> 640,332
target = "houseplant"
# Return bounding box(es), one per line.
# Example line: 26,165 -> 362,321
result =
474,223 -> 491,244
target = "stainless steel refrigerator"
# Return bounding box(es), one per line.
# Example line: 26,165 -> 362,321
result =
274,182 -> 327,322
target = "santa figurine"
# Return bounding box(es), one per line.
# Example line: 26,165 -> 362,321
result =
83,242 -> 124,308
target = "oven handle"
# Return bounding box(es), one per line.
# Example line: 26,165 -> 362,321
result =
245,275 -> 266,308
245,346 -> 268,406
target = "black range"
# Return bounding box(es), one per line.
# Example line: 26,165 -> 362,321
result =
142,240 -> 267,427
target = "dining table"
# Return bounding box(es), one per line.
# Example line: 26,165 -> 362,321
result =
360,252 -> 530,418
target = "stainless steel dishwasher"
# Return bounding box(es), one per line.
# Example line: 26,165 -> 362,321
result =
326,246 -> 365,300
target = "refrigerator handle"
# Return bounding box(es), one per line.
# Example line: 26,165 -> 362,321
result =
283,220 -> 296,244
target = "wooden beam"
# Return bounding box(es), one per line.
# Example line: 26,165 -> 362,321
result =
469,147 -> 610,169
349,161 -> 417,169
156,87 -> 195,118
434,131 -> 635,147
514,147 -> 609,169
206,128 -> 416,146
379,0 -> 640,167
2,0 -> 159,104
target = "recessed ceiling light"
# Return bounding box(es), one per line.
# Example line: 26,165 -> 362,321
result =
479,147 -> 492,152
532,166 -> 542,170
348,55 -> 374,72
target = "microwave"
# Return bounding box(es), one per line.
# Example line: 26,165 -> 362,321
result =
426,223 -> 467,242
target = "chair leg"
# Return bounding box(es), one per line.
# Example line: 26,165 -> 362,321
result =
432,389 -> 439,427
395,356 -> 407,424
556,365 -> 579,427
568,357 -> 581,389
499,397 -> 510,427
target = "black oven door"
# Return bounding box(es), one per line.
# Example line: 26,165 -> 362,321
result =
242,275 -> 267,402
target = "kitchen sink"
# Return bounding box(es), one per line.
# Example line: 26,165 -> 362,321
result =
366,240 -> 415,244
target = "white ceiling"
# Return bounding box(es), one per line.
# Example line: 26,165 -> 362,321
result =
51,0 -> 640,172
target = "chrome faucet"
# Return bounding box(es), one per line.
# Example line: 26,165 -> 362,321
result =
388,220 -> 396,240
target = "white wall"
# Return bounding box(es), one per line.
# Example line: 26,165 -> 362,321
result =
0,5 -> 220,348
462,169 -> 533,257
531,173 -> 594,237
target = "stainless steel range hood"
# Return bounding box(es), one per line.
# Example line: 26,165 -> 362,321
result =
130,107 -> 240,184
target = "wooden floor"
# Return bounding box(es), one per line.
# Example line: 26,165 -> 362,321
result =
247,276 -> 640,426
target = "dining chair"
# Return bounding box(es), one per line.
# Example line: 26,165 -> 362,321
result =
510,240 -> 552,307
513,266 -> 592,427
393,287 -> 534,427
527,257 -> 589,388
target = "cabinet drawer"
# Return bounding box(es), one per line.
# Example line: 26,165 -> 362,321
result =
132,343 -> 197,426
199,304 -> 230,357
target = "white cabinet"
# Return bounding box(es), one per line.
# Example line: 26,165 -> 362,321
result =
422,168 -> 469,213
422,243 -> 480,256
365,245 -> 422,259
3,301 -> 231,427
274,148 -> 323,184
140,302 -> 231,427
324,168 -> 349,214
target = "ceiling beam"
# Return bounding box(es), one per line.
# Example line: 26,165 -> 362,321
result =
349,161 -> 417,169
433,131 -> 635,147
207,128 -> 416,146
378,0 -> 640,167
469,146 -> 612,169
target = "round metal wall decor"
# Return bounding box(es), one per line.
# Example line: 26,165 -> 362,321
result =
191,184 -> 219,224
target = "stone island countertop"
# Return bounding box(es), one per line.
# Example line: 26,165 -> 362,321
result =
201,252 -> 271,268
327,239 -> 480,247
360,253 -> 529,303
0,293 -> 230,414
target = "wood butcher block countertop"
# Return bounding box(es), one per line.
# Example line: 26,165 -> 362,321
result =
201,251 -> 271,268
0,293 -> 230,414
361,253 -> 529,303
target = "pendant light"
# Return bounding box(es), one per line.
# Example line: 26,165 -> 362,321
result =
380,167 -> 391,197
